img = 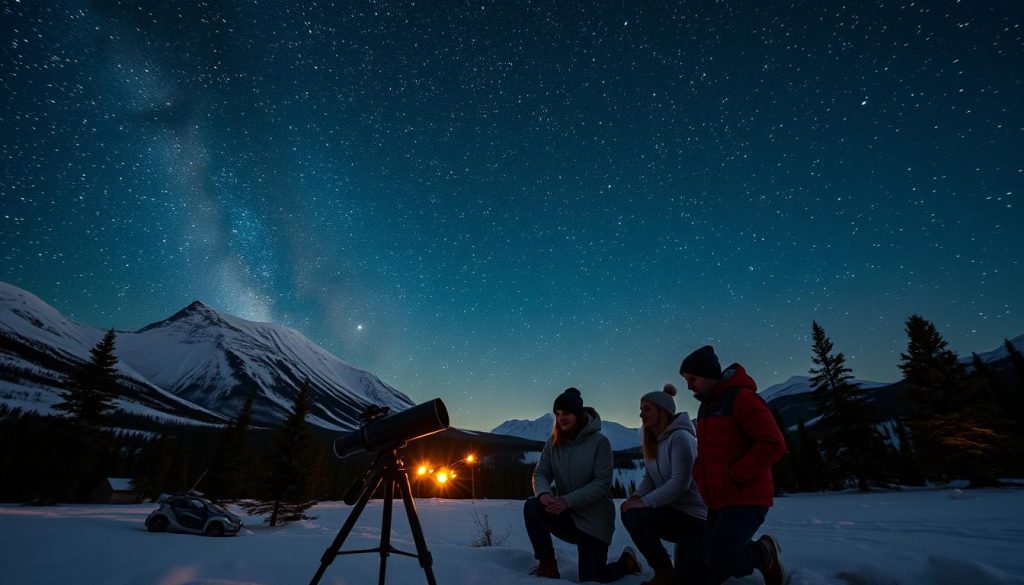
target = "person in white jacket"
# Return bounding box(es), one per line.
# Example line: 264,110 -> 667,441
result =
620,384 -> 708,585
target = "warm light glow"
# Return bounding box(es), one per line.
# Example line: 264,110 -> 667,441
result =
435,471 -> 449,484
466,454 -> 475,463
416,465 -> 428,476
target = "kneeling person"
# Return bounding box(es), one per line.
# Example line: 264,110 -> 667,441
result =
525,387 -> 640,582
621,384 -> 707,585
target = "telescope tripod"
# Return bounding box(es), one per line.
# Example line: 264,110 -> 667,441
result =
309,449 -> 437,585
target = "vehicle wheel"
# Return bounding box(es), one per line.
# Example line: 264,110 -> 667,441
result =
147,516 -> 168,532
205,522 -> 225,537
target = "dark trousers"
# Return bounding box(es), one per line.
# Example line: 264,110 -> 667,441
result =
523,496 -> 628,583
621,506 -> 706,583
701,506 -> 769,585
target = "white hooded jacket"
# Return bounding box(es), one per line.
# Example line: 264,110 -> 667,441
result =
634,412 -> 708,520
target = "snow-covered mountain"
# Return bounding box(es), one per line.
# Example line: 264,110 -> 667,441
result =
491,413 -> 642,451
0,283 -> 227,424
0,281 -> 414,430
758,376 -> 893,433
759,334 -> 1024,433
758,332 -> 1024,407
758,375 -> 890,403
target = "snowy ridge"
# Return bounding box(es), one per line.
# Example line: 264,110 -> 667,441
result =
119,299 -> 415,428
0,282 -> 102,360
0,283 -> 229,423
0,281 -> 413,430
758,375 -> 890,403
964,333 -> 1024,365
759,333 -> 1024,405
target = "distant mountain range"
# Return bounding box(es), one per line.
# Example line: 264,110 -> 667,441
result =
3,280 -> 1022,444
491,413 -> 642,451
0,281 -> 413,430
752,336 -> 1024,433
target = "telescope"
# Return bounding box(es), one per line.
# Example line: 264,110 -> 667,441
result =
333,398 -> 450,459
310,398 -> 451,585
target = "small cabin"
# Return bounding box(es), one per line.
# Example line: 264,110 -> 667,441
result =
91,477 -> 139,504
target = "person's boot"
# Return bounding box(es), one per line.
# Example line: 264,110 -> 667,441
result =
757,534 -> 785,585
640,563 -> 676,585
617,546 -> 642,575
529,558 -> 560,579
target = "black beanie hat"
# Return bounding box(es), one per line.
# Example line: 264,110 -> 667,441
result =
553,387 -> 585,417
679,345 -> 722,379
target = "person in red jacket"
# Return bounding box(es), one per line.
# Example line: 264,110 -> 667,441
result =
680,345 -> 786,585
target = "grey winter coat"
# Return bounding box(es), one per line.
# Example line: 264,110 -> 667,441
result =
633,412 -> 708,520
533,407 -> 616,544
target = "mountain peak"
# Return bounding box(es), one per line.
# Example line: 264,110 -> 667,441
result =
183,300 -> 214,313
137,299 -> 224,333
167,299 -> 221,321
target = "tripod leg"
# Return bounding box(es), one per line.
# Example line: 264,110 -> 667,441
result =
398,470 -> 438,585
309,470 -> 385,585
378,476 -> 395,585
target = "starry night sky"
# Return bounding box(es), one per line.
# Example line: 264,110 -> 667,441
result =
2,1 -> 1022,431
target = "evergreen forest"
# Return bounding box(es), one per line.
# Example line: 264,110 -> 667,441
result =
1,315 -> 1022,526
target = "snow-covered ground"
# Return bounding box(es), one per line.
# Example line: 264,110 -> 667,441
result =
1,487 -> 1022,585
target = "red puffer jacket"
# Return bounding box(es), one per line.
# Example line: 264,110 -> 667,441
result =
694,364 -> 786,510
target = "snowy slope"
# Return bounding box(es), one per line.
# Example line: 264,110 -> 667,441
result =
120,300 -> 415,429
0,281 -> 413,430
4,488 -> 1024,585
0,282 -> 228,423
965,333 -> 1024,365
491,413 -> 642,451
758,375 -> 890,403
759,333 -> 1024,406
760,334 -> 1024,433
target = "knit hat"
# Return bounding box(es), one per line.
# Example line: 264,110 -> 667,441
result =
553,387 -> 585,417
641,384 -> 677,415
679,345 -> 722,379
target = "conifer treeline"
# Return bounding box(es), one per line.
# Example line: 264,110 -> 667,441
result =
0,331 -> 538,522
772,315 -> 1024,493
1,315 -> 1021,520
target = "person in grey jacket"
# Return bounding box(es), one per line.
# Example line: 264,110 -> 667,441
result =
525,387 -> 641,582
620,384 -> 708,585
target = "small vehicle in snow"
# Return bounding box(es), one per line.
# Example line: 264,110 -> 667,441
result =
145,492 -> 243,536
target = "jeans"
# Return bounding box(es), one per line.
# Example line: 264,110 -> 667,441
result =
701,506 -> 769,584
523,496 -> 628,583
621,506 -> 706,583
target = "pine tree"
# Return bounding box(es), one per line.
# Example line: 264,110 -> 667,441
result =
1003,340 -> 1024,438
973,349 -> 1024,476
793,419 -> 828,492
899,315 -> 1002,487
892,419 -> 925,487
242,379 -> 321,526
55,330 -> 121,426
809,321 -> 891,491
769,406 -> 798,494
208,395 -> 255,500
134,434 -> 176,502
